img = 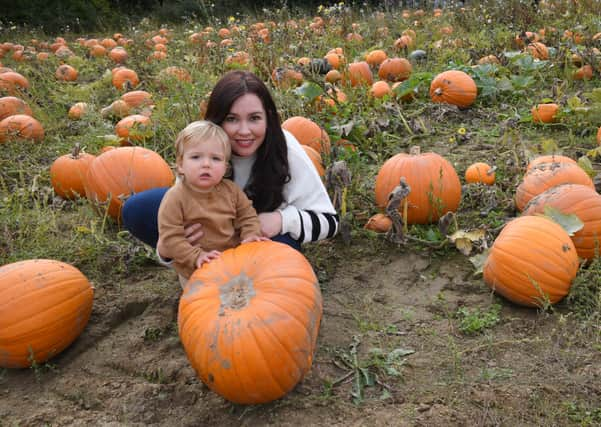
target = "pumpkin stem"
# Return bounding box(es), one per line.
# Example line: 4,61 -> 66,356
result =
409,146 -> 421,156
71,142 -> 81,159
219,273 -> 255,311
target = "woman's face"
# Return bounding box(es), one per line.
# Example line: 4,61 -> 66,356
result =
221,93 -> 267,157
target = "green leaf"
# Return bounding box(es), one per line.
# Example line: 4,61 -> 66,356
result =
293,82 -> 323,102
567,96 -> 583,109
584,88 -> 601,104
577,155 -> 595,177
542,206 -> 584,236
510,75 -> 535,90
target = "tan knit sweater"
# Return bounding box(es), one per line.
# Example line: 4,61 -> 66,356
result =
157,179 -> 261,279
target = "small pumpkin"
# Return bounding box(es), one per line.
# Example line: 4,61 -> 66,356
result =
345,61 -> 373,87
0,259 -> 94,368
429,70 -> 477,108
120,90 -> 154,109
55,64 -> 78,81
111,67 -> 139,91
531,103 -> 559,123
523,184 -> 601,260
374,146 -> 461,224
85,146 -> 173,219
465,162 -> 495,185
483,216 -> 579,307
108,47 -> 128,63
115,114 -> 152,144
282,116 -> 331,154
364,213 -> 392,232
68,102 -> 90,120
0,114 -> 44,143
377,57 -> 412,82
0,96 -> 32,120
526,42 -> 549,60
50,144 -> 96,199
178,241 -> 322,404
369,80 -> 391,98
365,49 -> 388,67
158,66 -> 191,83
515,162 -> 594,211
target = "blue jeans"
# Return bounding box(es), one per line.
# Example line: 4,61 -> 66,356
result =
121,187 -> 302,252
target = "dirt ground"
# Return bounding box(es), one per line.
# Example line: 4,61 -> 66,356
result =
1,237 -> 600,426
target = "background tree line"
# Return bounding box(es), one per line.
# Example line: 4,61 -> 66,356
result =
0,0 -> 349,34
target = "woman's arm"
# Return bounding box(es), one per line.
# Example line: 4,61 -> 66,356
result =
278,131 -> 340,243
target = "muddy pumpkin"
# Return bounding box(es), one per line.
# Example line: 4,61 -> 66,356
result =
178,241 -> 322,404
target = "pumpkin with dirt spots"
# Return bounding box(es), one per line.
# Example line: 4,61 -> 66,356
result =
178,241 -> 322,404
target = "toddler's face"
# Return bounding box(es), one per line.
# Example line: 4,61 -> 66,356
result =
177,138 -> 227,191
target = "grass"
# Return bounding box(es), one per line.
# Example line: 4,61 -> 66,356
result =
2,0 -> 601,423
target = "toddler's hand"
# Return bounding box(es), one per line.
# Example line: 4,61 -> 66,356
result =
196,250 -> 221,268
242,235 -> 269,243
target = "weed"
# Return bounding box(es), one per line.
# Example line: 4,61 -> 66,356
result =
455,303 -> 502,335
563,401 -> 601,426
567,257 -> 601,322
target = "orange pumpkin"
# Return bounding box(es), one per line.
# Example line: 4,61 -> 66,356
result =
526,42 -> 549,60
0,114 -> 44,143
302,145 -> 324,177
55,64 -> 78,81
531,103 -> 559,123
523,184 -> 601,260
120,90 -> 153,109
526,154 -> 576,171
365,49 -> 388,67
68,102 -> 90,120
369,80 -> 391,98
0,259 -> 94,368
597,127 -> 601,145
377,57 -> 412,82
429,70 -> 477,108
101,99 -> 131,118
364,213 -> 392,232
374,146 -> 461,224
483,216 -> 579,307
112,68 -> 139,91
515,162 -> 594,211
271,67 -> 303,89
0,96 -> 32,120
158,66 -> 191,83
108,47 -> 128,63
282,116 -> 331,154
50,145 -> 96,199
178,241 -> 322,404
85,146 -> 174,219
115,114 -> 152,144
345,61 -> 373,87
465,162 -> 495,185
573,64 -> 593,80
0,71 -> 30,95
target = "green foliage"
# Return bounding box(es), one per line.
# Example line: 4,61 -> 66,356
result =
455,304 -> 502,335
567,257 -> 601,322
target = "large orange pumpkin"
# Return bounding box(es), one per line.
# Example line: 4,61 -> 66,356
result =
429,70 -> 477,108
515,162 -> 594,211
282,116 -> 331,154
483,216 -> 579,307
526,154 -> 576,171
302,145 -> 324,177
0,96 -> 32,120
178,241 -> 322,404
523,184 -> 601,260
0,259 -> 94,368
0,71 -> 29,95
50,145 -> 96,199
112,67 -> 139,90
0,114 -> 44,143
531,103 -> 559,123
374,146 -> 461,224
85,146 -> 174,219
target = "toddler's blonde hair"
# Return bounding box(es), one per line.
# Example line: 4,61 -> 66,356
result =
175,120 -> 231,163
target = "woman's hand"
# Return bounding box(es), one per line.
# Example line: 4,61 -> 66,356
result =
196,250 -> 221,268
258,211 -> 282,238
157,223 -> 204,259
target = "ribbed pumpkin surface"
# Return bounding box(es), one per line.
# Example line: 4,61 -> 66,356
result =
0,259 -> 94,368
178,241 -> 322,404
523,184 -> 601,260
515,162 -> 594,211
85,146 -> 174,219
429,70 -> 477,108
374,148 -> 461,224
483,216 -> 579,307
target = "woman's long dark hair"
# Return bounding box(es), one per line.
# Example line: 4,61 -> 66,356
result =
204,71 -> 290,213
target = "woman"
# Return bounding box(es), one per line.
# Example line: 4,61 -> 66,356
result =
122,70 -> 339,253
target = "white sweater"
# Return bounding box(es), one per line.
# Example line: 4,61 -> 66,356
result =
232,130 -> 338,243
